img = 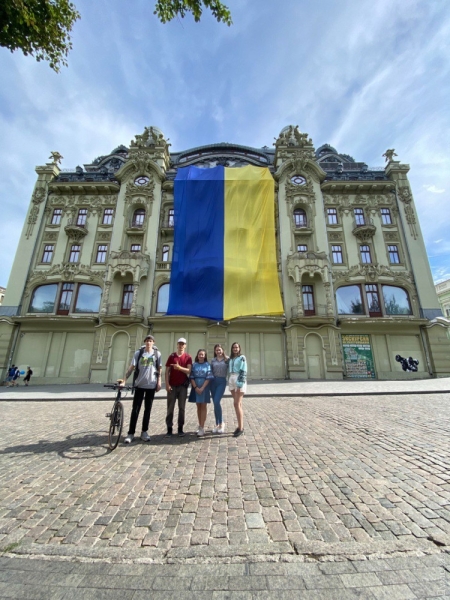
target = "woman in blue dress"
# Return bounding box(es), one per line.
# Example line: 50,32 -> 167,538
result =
189,349 -> 213,437
210,344 -> 228,434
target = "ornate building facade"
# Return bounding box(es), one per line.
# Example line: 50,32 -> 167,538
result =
436,279 -> 450,318
1,126 -> 449,384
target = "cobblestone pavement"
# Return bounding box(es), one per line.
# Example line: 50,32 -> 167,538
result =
0,393 -> 449,597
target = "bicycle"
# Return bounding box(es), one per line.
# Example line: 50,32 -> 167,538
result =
104,383 -> 133,450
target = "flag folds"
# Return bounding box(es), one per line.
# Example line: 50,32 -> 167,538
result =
167,165 -> 283,321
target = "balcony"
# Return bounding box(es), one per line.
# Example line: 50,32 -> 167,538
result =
160,218 -> 174,236
64,219 -> 88,240
291,304 -> 330,319
156,261 -> 171,271
286,250 -> 330,281
104,303 -> 144,318
352,217 -> 376,241
126,219 -> 145,235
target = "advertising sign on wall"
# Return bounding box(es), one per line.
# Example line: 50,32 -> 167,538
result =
341,334 -> 376,379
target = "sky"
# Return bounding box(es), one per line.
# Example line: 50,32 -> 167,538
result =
1,0 -> 449,288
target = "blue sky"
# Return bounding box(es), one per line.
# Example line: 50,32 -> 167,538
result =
1,0 -> 449,287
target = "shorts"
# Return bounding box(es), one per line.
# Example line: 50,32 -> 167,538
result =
228,373 -> 247,393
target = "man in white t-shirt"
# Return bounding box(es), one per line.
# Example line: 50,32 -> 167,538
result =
121,335 -> 162,444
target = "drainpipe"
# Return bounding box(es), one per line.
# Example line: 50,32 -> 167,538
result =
282,318 -> 289,380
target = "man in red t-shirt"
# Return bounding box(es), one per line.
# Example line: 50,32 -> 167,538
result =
165,338 -> 192,437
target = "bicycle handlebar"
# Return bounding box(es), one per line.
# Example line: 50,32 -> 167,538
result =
104,384 -> 134,391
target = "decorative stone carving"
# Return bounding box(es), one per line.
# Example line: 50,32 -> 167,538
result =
130,126 -> 168,148
106,250 -> 150,282
383,232 -> 399,242
329,232 -> 343,242
49,151 -> 63,165
97,232 -> 112,241
32,187 -> 46,205
124,176 -> 155,214
43,232 -> 58,241
383,149 -> 398,163
332,263 -> 413,285
397,187 -> 417,238
25,205 -> 40,239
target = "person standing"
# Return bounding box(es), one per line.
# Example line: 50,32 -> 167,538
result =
5,365 -> 16,386
210,344 -> 228,434
121,335 -> 162,444
165,338 -> 192,437
228,342 -> 247,437
11,365 -> 21,387
189,349 -> 213,437
23,367 -> 33,386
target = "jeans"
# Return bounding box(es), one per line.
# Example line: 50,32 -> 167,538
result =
210,377 -> 227,425
166,385 -> 188,432
128,387 -> 156,435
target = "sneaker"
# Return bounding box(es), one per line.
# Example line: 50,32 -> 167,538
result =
124,434 -> 134,444
233,428 -> 244,438
165,430 -> 173,437
140,431 -> 151,442
212,425 -> 219,434
197,427 -> 204,437
178,429 -> 185,437
217,424 -> 226,434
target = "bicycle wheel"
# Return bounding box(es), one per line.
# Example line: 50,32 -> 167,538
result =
108,401 -> 124,450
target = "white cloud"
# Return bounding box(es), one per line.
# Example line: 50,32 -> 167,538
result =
423,185 -> 445,194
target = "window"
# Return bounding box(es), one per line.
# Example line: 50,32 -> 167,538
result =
382,285 -> 412,315
360,245 -> 372,264
162,245 -> 169,261
336,285 -> 364,315
130,244 -> 141,253
51,209 -> 62,225
294,209 -> 307,228
327,208 -> 338,224
57,283 -> 74,315
69,244 -> 80,263
132,209 -> 145,227
388,245 -> 400,264
121,284 -> 134,315
381,208 -> 392,225
41,244 -> 54,263
336,284 -> 412,317
365,284 -> 381,317
302,285 -> 315,316
74,285 -> 102,313
157,283 -> 169,313
76,209 -> 87,226
29,284 -> 58,313
354,208 -> 365,225
168,209 -> 174,227
297,245 -> 308,253
96,245 -> 108,263
332,245 -> 343,264
102,208 -> 114,225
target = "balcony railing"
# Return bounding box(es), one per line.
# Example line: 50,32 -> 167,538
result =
161,219 -> 174,229
64,219 -> 88,238
156,262 -> 171,270
291,304 -> 330,319
105,303 -> 144,318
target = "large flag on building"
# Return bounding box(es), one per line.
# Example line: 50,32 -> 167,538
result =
166,164 -> 283,321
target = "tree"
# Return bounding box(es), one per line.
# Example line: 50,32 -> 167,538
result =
0,0 -> 232,73
154,0 -> 232,25
0,0 -> 80,72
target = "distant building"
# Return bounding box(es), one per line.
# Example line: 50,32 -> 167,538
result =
1,126 -> 449,384
435,279 -> 450,318
0,287 -> 5,305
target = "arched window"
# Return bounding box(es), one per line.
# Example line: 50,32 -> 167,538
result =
132,208 -> 145,227
336,285 -> 364,315
157,283 -> 170,313
74,285 -> 102,313
382,286 -> 412,315
29,284 -> 58,313
293,209 -> 307,228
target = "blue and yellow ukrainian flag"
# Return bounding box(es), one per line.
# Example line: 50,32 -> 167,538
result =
166,165 -> 283,321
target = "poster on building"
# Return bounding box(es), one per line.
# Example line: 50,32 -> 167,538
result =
341,334 -> 376,379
